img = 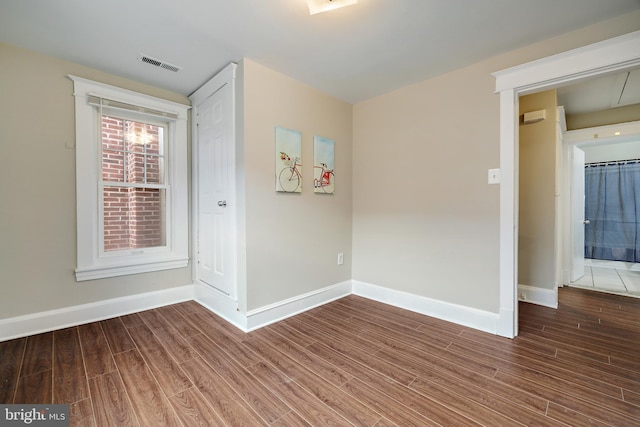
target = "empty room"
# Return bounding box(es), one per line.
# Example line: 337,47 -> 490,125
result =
1,1 -> 640,425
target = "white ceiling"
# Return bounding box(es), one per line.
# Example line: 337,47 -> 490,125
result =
557,68 -> 640,115
1,0 -> 640,104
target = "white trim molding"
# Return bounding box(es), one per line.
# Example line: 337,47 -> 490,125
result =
68,75 -> 191,281
245,281 -> 352,332
194,280 -> 352,332
352,281 -> 499,335
493,30 -> 640,338
0,285 -> 195,342
2,280 -> 507,342
199,280 -> 500,334
494,31 -> 640,95
194,282 -> 246,331
518,284 -> 558,309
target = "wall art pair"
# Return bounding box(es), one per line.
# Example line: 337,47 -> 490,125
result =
275,126 -> 335,194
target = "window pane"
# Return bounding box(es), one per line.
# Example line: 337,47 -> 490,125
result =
102,149 -> 124,182
147,155 -> 164,184
125,120 -> 145,154
103,186 -> 130,251
103,186 -> 166,252
102,117 -> 165,185
126,152 -> 146,183
102,116 -> 125,182
146,126 -> 165,184
146,127 -> 163,156
102,116 -> 124,150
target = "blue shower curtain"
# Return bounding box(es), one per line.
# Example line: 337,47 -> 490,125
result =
584,161 -> 640,262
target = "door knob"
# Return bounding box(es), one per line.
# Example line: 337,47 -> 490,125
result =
218,200 -> 227,207
582,219 -> 590,224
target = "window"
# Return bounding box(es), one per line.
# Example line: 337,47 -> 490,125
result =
101,115 -> 167,252
69,76 -> 189,281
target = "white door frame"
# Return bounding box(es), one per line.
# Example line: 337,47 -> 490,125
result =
493,30 -> 640,338
567,144 -> 586,284
562,121 -> 640,287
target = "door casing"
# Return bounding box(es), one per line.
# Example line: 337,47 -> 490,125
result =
493,30 -> 640,338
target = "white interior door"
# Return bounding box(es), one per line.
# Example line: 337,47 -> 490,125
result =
570,145 -> 586,282
196,83 -> 235,297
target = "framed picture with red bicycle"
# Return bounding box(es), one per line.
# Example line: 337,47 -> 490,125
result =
313,135 -> 335,194
275,126 -> 303,193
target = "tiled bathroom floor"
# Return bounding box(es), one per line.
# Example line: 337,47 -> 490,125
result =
570,259 -> 640,297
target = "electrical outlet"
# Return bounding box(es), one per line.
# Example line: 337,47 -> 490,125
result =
337,252 -> 344,265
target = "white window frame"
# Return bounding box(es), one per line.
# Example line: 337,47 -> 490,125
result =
69,75 -> 190,281
98,113 -> 169,257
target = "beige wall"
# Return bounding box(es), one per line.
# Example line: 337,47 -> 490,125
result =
352,11 -> 640,313
240,59 -> 353,311
2,9 -> 640,322
353,65 -> 501,312
567,103 -> 640,130
518,90 -> 558,290
0,43 -> 192,319
0,48 -> 352,320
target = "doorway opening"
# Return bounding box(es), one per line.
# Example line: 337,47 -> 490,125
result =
494,30 -> 640,338
562,123 -> 640,298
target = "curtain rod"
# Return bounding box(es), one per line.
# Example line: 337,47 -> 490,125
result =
586,158 -> 640,167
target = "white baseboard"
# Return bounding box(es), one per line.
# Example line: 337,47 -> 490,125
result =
0,285 -> 195,341
352,280 -> 499,335
518,284 -> 558,308
194,281 -> 247,331
1,279 -> 523,342
245,281 -> 352,331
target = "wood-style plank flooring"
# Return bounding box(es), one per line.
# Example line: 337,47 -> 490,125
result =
1,287 -> 639,426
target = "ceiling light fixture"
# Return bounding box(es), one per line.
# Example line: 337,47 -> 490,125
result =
307,0 -> 358,15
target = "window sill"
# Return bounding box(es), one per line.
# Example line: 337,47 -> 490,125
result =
75,257 -> 189,281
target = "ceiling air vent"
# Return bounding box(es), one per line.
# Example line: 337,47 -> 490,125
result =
138,54 -> 182,73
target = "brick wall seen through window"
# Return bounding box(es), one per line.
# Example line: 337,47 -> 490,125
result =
101,115 -> 166,252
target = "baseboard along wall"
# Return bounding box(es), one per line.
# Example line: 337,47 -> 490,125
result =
1,280 -> 508,341
0,285 -> 195,341
518,284 -> 558,308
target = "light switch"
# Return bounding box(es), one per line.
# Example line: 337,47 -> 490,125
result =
488,168 -> 500,184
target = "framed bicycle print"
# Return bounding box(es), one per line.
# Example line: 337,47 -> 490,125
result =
275,126 -> 302,193
313,135 -> 335,194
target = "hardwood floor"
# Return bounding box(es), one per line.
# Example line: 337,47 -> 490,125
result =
1,287 -> 639,426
